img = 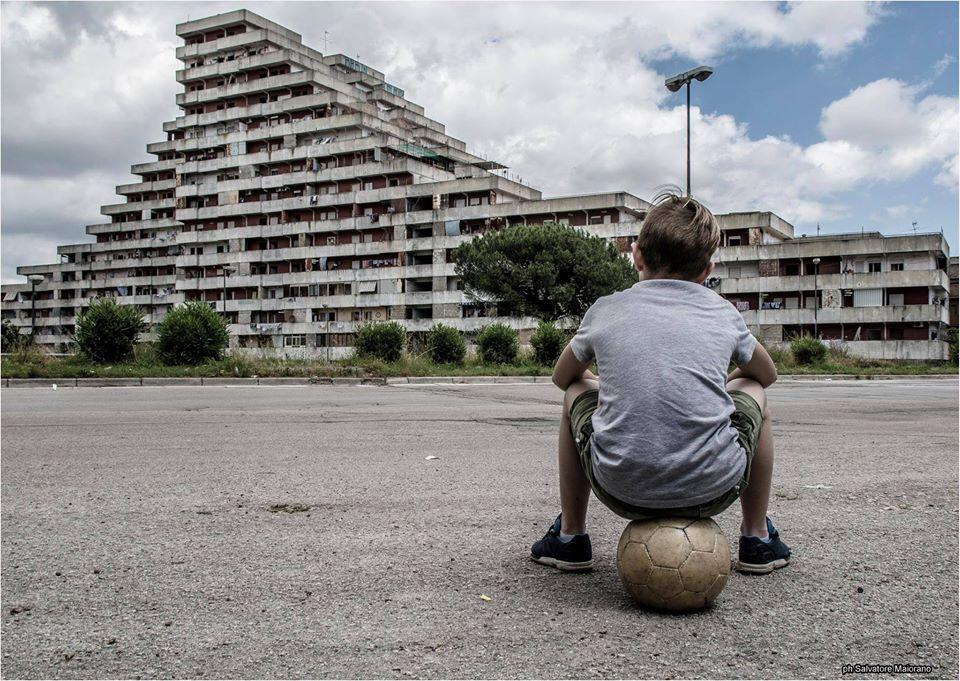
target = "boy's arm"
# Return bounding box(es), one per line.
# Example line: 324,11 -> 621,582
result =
552,344 -> 593,390
728,342 -> 777,388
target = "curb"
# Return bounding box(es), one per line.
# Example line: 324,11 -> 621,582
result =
1,374 -> 954,388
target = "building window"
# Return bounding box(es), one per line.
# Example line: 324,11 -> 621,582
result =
283,334 -> 306,347
891,262 -> 904,271
728,235 -> 742,246
868,262 -> 882,273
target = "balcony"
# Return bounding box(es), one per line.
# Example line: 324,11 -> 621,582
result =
718,270 -> 950,295
175,158 -> 419,199
716,233 -> 949,264
162,92 -> 347,132
100,197 -> 175,217
176,48 -> 295,83
171,135 -> 386,179
176,71 -> 314,107
739,304 -> 949,326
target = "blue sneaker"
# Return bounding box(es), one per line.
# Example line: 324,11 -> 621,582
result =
735,517 -> 791,574
530,515 -> 593,572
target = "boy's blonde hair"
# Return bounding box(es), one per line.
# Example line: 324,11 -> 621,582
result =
637,190 -> 720,280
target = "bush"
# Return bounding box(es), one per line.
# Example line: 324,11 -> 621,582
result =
530,321 -> 567,366
354,322 -> 405,362
2,320 -> 28,352
426,323 -> 466,364
73,298 -> 146,363
477,323 -> 519,364
790,335 -> 827,365
156,302 -> 230,365
945,327 -> 959,366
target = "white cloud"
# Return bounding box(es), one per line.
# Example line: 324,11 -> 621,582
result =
1,0 -> 951,284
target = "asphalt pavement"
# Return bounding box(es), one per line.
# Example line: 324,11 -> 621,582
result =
1,379 -> 957,679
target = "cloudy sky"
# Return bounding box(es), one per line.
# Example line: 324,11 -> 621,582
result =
1,1 -> 957,283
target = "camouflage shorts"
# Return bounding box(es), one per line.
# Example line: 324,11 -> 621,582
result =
568,388 -> 762,520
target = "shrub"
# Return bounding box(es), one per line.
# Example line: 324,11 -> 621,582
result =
790,335 -> 827,365
73,298 -> 146,363
530,321 -> 567,366
354,322 -> 405,362
156,302 -> 230,365
477,323 -> 519,364
2,320 -> 28,352
426,323 -> 466,364
945,327 -> 959,366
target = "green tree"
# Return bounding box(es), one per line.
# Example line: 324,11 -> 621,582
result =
156,301 -> 230,365
73,298 -> 146,363
2,320 -> 27,352
354,322 -> 405,362
453,224 -> 636,322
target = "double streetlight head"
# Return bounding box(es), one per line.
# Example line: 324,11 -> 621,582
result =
664,66 -> 713,92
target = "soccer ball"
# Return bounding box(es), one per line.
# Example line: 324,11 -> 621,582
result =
616,517 -> 730,612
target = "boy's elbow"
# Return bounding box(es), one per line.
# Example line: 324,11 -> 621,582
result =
765,367 -> 778,388
551,369 -> 569,390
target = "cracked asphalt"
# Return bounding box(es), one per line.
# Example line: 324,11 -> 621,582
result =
1,379 -> 958,679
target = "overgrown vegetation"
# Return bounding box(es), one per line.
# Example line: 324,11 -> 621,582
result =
353,322 -> 405,362
790,335 -> 827,365
2,321 -> 28,352
453,224 -> 636,322
530,321 -> 568,366
156,302 -> 230,365
945,327 -> 959,366
426,323 -> 466,365
73,298 -> 146,363
476,323 -> 519,365
3,336 -> 955,380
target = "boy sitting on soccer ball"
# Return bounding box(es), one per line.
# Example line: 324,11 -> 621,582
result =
531,191 -> 791,575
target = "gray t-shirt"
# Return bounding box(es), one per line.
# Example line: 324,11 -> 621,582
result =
570,278 -> 757,508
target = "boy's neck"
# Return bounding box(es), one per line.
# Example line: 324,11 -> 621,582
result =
639,271 -> 702,284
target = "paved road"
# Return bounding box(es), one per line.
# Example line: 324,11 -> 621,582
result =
2,380 -> 957,679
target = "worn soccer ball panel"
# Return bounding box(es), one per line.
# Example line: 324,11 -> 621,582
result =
643,566 -> 685,600
616,541 -> 654,586
644,527 -> 691,568
616,517 -> 731,612
684,518 -> 722,552
679,548 -> 723,593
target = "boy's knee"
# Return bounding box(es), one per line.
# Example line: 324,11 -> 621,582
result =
726,377 -> 767,414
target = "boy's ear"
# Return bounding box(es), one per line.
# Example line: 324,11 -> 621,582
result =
631,241 -> 644,274
694,261 -> 716,284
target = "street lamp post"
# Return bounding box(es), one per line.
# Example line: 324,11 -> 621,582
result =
26,274 -> 45,343
812,257 -> 821,338
665,66 -> 714,196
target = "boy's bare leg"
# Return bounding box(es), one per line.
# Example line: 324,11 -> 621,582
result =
725,377 -> 772,538
558,378 -> 599,535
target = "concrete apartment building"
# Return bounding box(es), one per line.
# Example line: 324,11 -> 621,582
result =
0,10 -> 953,361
